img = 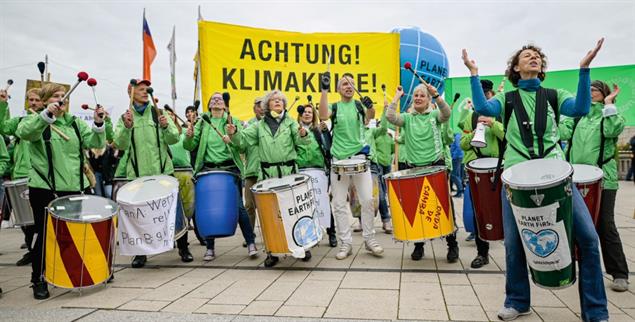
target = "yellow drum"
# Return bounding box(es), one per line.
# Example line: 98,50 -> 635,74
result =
252,174 -> 322,258
45,195 -> 118,289
385,166 -> 455,242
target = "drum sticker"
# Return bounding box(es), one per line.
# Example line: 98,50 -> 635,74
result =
512,202 -> 572,271
117,189 -> 178,256
277,187 -> 321,258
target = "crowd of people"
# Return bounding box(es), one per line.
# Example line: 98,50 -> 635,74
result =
0,38 -> 631,322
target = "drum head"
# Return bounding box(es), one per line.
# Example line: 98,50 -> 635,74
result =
384,166 -> 445,180
467,158 -> 499,171
117,175 -> 179,204
48,195 -> 118,222
572,164 -> 603,184
502,159 -> 572,189
253,174 -> 309,193
333,159 -> 366,166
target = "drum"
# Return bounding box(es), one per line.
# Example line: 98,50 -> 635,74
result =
502,159 -> 575,289
466,158 -> 504,241
252,174 -> 322,258
332,159 -> 369,175
572,164 -> 603,227
111,177 -> 130,202
299,168 -> 331,229
3,178 -> 34,226
45,195 -> 117,289
174,167 -> 195,219
195,171 -> 239,238
116,175 -> 180,256
384,166 -> 455,242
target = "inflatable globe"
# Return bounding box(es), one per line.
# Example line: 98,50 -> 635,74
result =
392,26 -> 449,111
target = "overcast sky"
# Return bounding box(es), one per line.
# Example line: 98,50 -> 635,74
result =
1,0 -> 634,119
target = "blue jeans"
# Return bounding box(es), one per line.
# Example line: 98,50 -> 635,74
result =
450,158 -> 464,195
371,163 -> 390,223
502,186 -> 608,322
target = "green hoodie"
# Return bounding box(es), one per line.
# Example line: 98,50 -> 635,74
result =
559,102 -> 624,190
366,111 -> 393,167
16,112 -> 105,191
0,135 -> 10,177
0,101 -> 31,179
242,117 -> 261,178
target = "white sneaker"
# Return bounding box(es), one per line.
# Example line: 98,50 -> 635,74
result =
382,221 -> 393,234
203,249 -> 215,262
335,243 -> 352,260
497,307 -> 531,321
611,278 -> 629,292
364,239 -> 384,256
247,244 -> 258,257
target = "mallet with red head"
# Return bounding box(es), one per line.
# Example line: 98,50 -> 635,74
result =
403,62 -> 429,86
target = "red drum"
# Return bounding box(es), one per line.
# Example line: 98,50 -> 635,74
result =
466,158 -> 503,241
572,164 -> 603,227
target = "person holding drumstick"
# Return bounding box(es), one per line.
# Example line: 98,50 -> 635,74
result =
386,84 -> 458,263
183,92 -> 258,262
16,83 -> 106,299
559,80 -> 629,292
463,40 -> 608,321
228,90 -> 309,267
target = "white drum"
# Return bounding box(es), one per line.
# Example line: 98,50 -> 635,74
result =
299,168 -> 332,229
116,175 -> 180,256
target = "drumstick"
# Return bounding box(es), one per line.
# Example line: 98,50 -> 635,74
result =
201,114 -> 225,139
29,108 -> 70,141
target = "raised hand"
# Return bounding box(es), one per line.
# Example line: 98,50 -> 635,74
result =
94,105 -> 105,123
186,122 -> 194,138
123,110 -> 134,129
425,83 -> 439,98
0,89 -> 7,102
604,84 -> 620,104
158,115 -> 169,129
462,49 -> 478,76
298,125 -> 307,137
580,38 -> 604,68
226,123 -> 237,135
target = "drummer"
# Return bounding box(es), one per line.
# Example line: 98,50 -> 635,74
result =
0,88 -> 44,267
16,83 -> 106,299
559,80 -> 629,292
318,73 -> 384,259
228,89 -> 310,267
113,79 -> 193,268
296,103 -> 337,247
463,41 -> 608,321
386,85 -> 459,263
459,80 -> 505,269
184,92 -> 258,261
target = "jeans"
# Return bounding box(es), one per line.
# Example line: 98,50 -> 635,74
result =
502,186 -> 608,322
93,172 -> 105,197
450,158 -> 464,194
371,163 -> 391,223
597,189 -> 629,280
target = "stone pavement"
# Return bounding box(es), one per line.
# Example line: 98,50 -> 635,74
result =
0,182 -> 634,322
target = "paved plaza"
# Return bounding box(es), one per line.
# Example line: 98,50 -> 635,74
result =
0,182 -> 633,321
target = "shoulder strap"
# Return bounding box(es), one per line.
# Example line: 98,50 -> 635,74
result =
546,88 -> 559,124
509,90 -> 536,159
597,117 -> 613,166
329,102 -> 338,134
70,118 -> 85,191
565,117 -> 582,161
42,126 -> 56,193
534,87 -> 550,157
354,100 -> 366,123
151,108 -> 166,173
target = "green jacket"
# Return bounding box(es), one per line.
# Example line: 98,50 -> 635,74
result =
297,126 -> 326,169
243,117 -> 261,178
232,113 -> 308,180
0,102 -> 31,179
0,135 -> 10,176
459,110 -> 505,164
559,102 -> 624,190
16,112 -> 105,191
442,123 -> 453,171
183,112 -> 244,175
366,111 -> 393,167
170,132 -> 191,169
113,106 -> 179,179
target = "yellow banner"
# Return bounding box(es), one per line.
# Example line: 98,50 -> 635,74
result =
198,21 -> 400,121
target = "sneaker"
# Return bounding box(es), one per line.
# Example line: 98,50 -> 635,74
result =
264,255 -> 279,267
382,221 -> 393,234
203,249 -> 215,261
611,278 -> 629,292
335,243 -> 352,260
364,239 -> 384,256
31,281 -> 49,300
301,250 -> 312,262
247,243 -> 258,257
465,233 -> 475,241
179,248 -> 194,262
328,233 -> 337,247
16,252 -> 32,266
470,255 -> 489,269
497,307 -> 531,321
131,255 -> 147,268
411,244 -> 424,261
352,221 -> 362,233
446,246 -> 459,263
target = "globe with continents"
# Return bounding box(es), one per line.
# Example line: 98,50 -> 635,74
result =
293,216 -> 320,247
522,229 -> 559,258
391,26 -> 449,111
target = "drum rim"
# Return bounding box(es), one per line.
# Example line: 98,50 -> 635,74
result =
2,178 -> 29,187
571,164 -> 604,184
384,165 -> 445,180
47,194 -> 118,223
466,158 -> 501,173
299,167 -> 326,172
332,159 -> 370,166
252,173 -> 310,194
502,160 -> 573,189
174,166 -> 194,172
44,272 -> 114,290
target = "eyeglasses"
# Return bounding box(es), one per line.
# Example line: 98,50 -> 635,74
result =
211,97 -> 223,102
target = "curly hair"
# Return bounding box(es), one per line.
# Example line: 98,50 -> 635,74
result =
506,44 -> 548,87
262,90 -> 287,112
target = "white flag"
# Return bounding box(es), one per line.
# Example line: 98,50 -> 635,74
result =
167,25 -> 176,101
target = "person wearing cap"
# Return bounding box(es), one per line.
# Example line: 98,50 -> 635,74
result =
16,83 -> 106,299
458,80 -> 505,269
113,79 -> 193,268
184,92 -> 258,262
243,97 -> 264,236
559,80 -> 629,292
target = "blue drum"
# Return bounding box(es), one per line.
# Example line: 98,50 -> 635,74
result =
194,171 -> 239,238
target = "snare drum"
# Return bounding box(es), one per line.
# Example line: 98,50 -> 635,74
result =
3,178 -> 34,226
502,159 -> 575,289
332,159 -> 369,175
572,164 -> 603,227
45,195 -> 118,289
384,166 -> 455,242
466,158 -> 504,241
252,174 -> 322,258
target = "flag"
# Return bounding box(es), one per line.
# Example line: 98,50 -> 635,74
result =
167,25 -> 177,101
193,5 -> 203,105
142,9 -> 156,81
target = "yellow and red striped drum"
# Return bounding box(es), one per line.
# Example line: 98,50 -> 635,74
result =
45,195 -> 118,289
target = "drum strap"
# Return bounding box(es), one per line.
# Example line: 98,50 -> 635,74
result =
69,118 -> 85,193
129,108 -> 167,178
38,118 -> 84,194
312,127 -> 332,170
261,160 -> 296,179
